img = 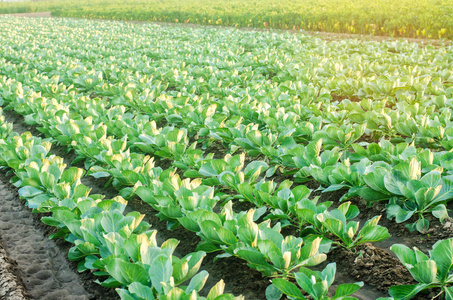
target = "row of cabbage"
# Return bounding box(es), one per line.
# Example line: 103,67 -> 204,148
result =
2,17 -> 453,232
3,60 -> 453,300
0,15 -> 369,300
1,0 -> 453,39
1,16 -> 453,299
4,73 -> 453,300
0,63 -> 375,300
0,108 -> 241,300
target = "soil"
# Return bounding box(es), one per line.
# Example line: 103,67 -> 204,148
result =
3,12 -> 52,18
355,134 -> 378,144
0,240 -> 29,300
201,141 -> 229,159
327,243 -> 440,299
330,93 -> 361,103
205,254 -> 269,300
330,244 -> 415,290
3,110 -> 48,141
0,172 -> 94,299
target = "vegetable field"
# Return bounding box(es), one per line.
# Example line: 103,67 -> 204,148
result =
1,0 -> 453,40
1,14 -> 453,300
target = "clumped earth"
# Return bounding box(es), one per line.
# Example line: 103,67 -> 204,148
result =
331,244 -> 415,291
0,241 -> 29,300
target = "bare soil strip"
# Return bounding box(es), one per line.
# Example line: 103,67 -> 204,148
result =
2,12 -> 51,17
0,173 -> 92,299
0,241 -> 29,300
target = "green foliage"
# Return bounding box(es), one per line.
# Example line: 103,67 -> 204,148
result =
2,0 -> 453,40
295,201 -> 390,249
0,102 -> 240,300
2,14 -> 453,300
358,157 -> 453,232
389,239 -> 453,300
268,263 -> 363,300
181,204 -> 328,278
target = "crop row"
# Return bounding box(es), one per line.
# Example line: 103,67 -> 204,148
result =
0,62 -> 377,300
1,0 -> 453,39
1,57 -> 452,299
2,16 -> 453,101
2,16 -> 383,300
1,17 -> 453,233
2,16 -> 453,299
0,108 -> 242,299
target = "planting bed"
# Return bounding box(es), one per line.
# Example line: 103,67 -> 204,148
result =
0,14 -> 453,300
0,101 -> 388,300
1,108 -> 275,299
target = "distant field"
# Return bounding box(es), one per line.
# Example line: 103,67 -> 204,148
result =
1,0 -> 453,40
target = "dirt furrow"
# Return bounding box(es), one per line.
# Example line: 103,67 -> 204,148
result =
0,240 -> 29,300
0,172 -> 92,299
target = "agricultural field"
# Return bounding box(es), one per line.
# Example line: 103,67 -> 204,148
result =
0,12 -> 453,300
1,0 -> 453,40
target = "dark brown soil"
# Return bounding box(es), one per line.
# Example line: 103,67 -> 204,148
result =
329,243 -> 442,300
201,141 -> 229,159
330,244 -> 415,291
330,93 -> 361,103
205,254 -> 269,300
2,110 -> 37,135
355,133 -> 377,144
